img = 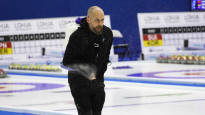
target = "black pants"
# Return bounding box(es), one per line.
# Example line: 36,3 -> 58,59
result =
68,73 -> 105,115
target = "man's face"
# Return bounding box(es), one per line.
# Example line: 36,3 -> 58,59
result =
87,11 -> 104,35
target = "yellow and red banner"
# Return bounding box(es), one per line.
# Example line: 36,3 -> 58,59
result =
0,42 -> 13,55
143,34 -> 163,47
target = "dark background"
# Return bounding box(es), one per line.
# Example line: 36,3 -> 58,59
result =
0,0 -> 190,60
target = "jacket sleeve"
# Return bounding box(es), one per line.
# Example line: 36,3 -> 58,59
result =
105,30 -> 113,64
62,32 -> 84,66
100,29 -> 113,74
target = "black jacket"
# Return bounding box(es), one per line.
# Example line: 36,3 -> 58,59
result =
62,18 -> 113,82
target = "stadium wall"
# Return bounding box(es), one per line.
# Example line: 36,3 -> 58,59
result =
0,0 -> 190,60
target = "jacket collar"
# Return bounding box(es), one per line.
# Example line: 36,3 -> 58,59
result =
80,17 -> 104,37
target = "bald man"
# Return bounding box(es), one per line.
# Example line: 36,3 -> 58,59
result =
62,6 -> 113,115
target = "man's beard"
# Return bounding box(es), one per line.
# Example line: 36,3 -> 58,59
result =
92,26 -> 103,35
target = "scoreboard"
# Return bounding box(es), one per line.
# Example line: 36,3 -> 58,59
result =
192,0 -> 205,11
0,32 -> 65,55
0,16 -> 112,62
137,12 -> 205,60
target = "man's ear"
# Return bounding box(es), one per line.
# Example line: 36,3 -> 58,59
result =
86,16 -> 90,24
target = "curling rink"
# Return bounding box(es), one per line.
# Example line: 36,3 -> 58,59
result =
1,61 -> 205,115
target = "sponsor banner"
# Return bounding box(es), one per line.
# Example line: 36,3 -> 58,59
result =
0,15 -> 111,35
138,12 -> 205,27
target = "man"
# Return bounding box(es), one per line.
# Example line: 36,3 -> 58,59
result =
62,6 -> 113,115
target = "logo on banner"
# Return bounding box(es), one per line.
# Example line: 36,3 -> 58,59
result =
184,14 -> 200,22
37,21 -> 54,30
15,22 -> 32,31
0,42 -> 13,55
144,16 -> 160,24
143,34 -> 163,47
0,24 -> 9,32
164,15 -> 180,23
58,20 -> 74,29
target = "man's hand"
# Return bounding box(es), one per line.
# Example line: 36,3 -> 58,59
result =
63,64 -> 97,80
89,72 -> 96,80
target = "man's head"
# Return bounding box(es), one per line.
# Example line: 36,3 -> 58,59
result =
86,6 -> 104,35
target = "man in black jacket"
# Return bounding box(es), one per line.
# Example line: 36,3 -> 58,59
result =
62,6 -> 113,115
